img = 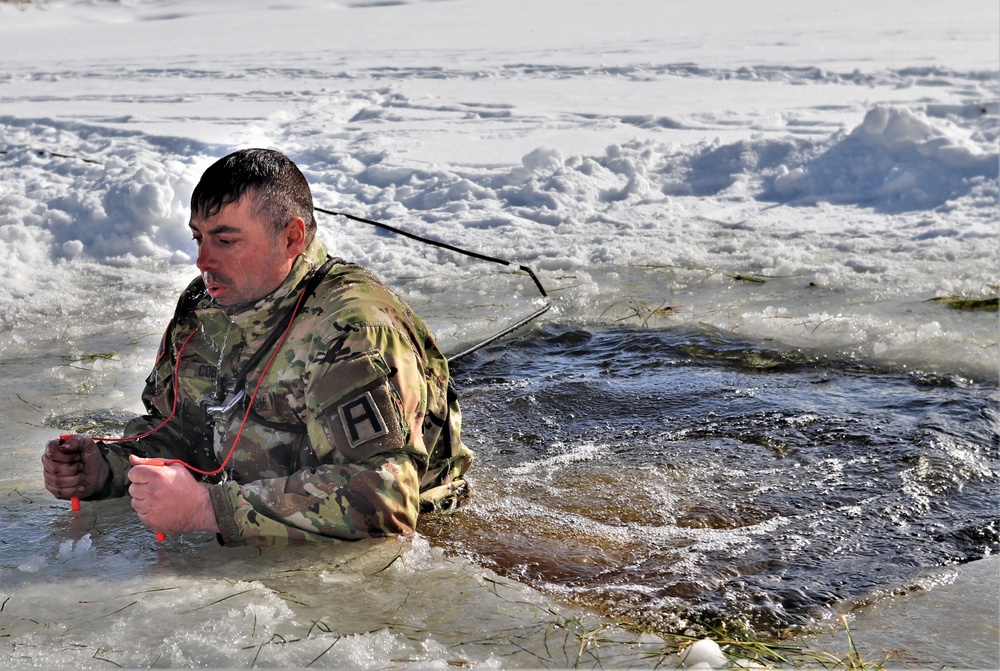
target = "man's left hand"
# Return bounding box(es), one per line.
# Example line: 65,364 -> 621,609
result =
127,455 -> 221,535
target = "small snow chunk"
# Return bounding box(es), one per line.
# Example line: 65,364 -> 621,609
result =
678,638 -> 728,668
773,165 -> 809,196
62,240 -> 85,258
521,147 -> 564,172
17,556 -> 46,573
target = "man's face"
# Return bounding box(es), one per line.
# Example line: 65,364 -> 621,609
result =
190,197 -> 297,307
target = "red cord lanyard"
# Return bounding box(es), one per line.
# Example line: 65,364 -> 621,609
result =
69,279 -> 313,477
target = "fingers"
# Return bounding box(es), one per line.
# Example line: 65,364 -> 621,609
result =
127,460 -> 176,530
43,434 -> 100,467
42,438 -> 85,499
43,458 -> 86,495
129,455 -> 170,467
43,434 -> 109,500
43,465 -> 86,499
129,490 -> 154,530
127,456 -> 179,487
128,484 -> 148,507
42,449 -> 82,475
127,457 -> 178,490
44,437 -> 83,464
45,479 -> 86,499
128,472 -> 153,510
127,458 -> 161,486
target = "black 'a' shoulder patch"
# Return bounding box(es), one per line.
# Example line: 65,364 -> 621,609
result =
339,391 -> 389,448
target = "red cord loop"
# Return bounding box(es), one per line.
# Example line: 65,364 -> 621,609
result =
77,280 -> 313,477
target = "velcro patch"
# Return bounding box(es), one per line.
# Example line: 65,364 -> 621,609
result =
339,391 -> 389,449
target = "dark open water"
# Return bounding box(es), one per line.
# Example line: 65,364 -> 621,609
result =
425,324 -> 999,637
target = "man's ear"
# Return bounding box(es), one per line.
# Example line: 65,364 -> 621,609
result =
282,216 -> 308,259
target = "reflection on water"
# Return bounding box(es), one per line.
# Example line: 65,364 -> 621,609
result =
425,325 -> 999,637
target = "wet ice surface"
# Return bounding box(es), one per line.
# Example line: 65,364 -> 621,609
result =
3,506 -> 658,669
800,555 -> 1000,669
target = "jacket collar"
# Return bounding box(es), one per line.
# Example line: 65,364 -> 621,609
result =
196,237 -> 330,351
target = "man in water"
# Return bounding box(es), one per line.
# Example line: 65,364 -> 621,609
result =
41,148 -> 473,546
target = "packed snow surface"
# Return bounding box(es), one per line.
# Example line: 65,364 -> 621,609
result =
1,0 -> 997,380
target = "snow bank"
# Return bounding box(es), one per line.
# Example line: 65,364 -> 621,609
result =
3,104 -> 993,272
0,140 -> 194,264
771,106 -> 998,210
0,0 -> 995,377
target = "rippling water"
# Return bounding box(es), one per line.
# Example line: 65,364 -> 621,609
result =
425,325 -> 999,636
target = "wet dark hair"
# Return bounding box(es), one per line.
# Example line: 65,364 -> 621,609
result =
190,148 -> 317,241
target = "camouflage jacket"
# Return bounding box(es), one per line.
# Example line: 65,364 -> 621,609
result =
96,238 -> 473,546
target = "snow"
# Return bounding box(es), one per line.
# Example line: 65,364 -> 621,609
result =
0,1 -> 997,382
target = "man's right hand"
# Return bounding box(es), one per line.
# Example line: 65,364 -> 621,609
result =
42,434 -> 111,500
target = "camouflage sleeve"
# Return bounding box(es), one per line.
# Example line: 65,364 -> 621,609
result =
208,455 -> 421,545
208,324 -> 431,546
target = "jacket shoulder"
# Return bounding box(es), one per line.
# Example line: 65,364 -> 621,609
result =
313,261 -> 416,329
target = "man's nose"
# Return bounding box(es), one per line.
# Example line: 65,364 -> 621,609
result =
195,242 -> 215,273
